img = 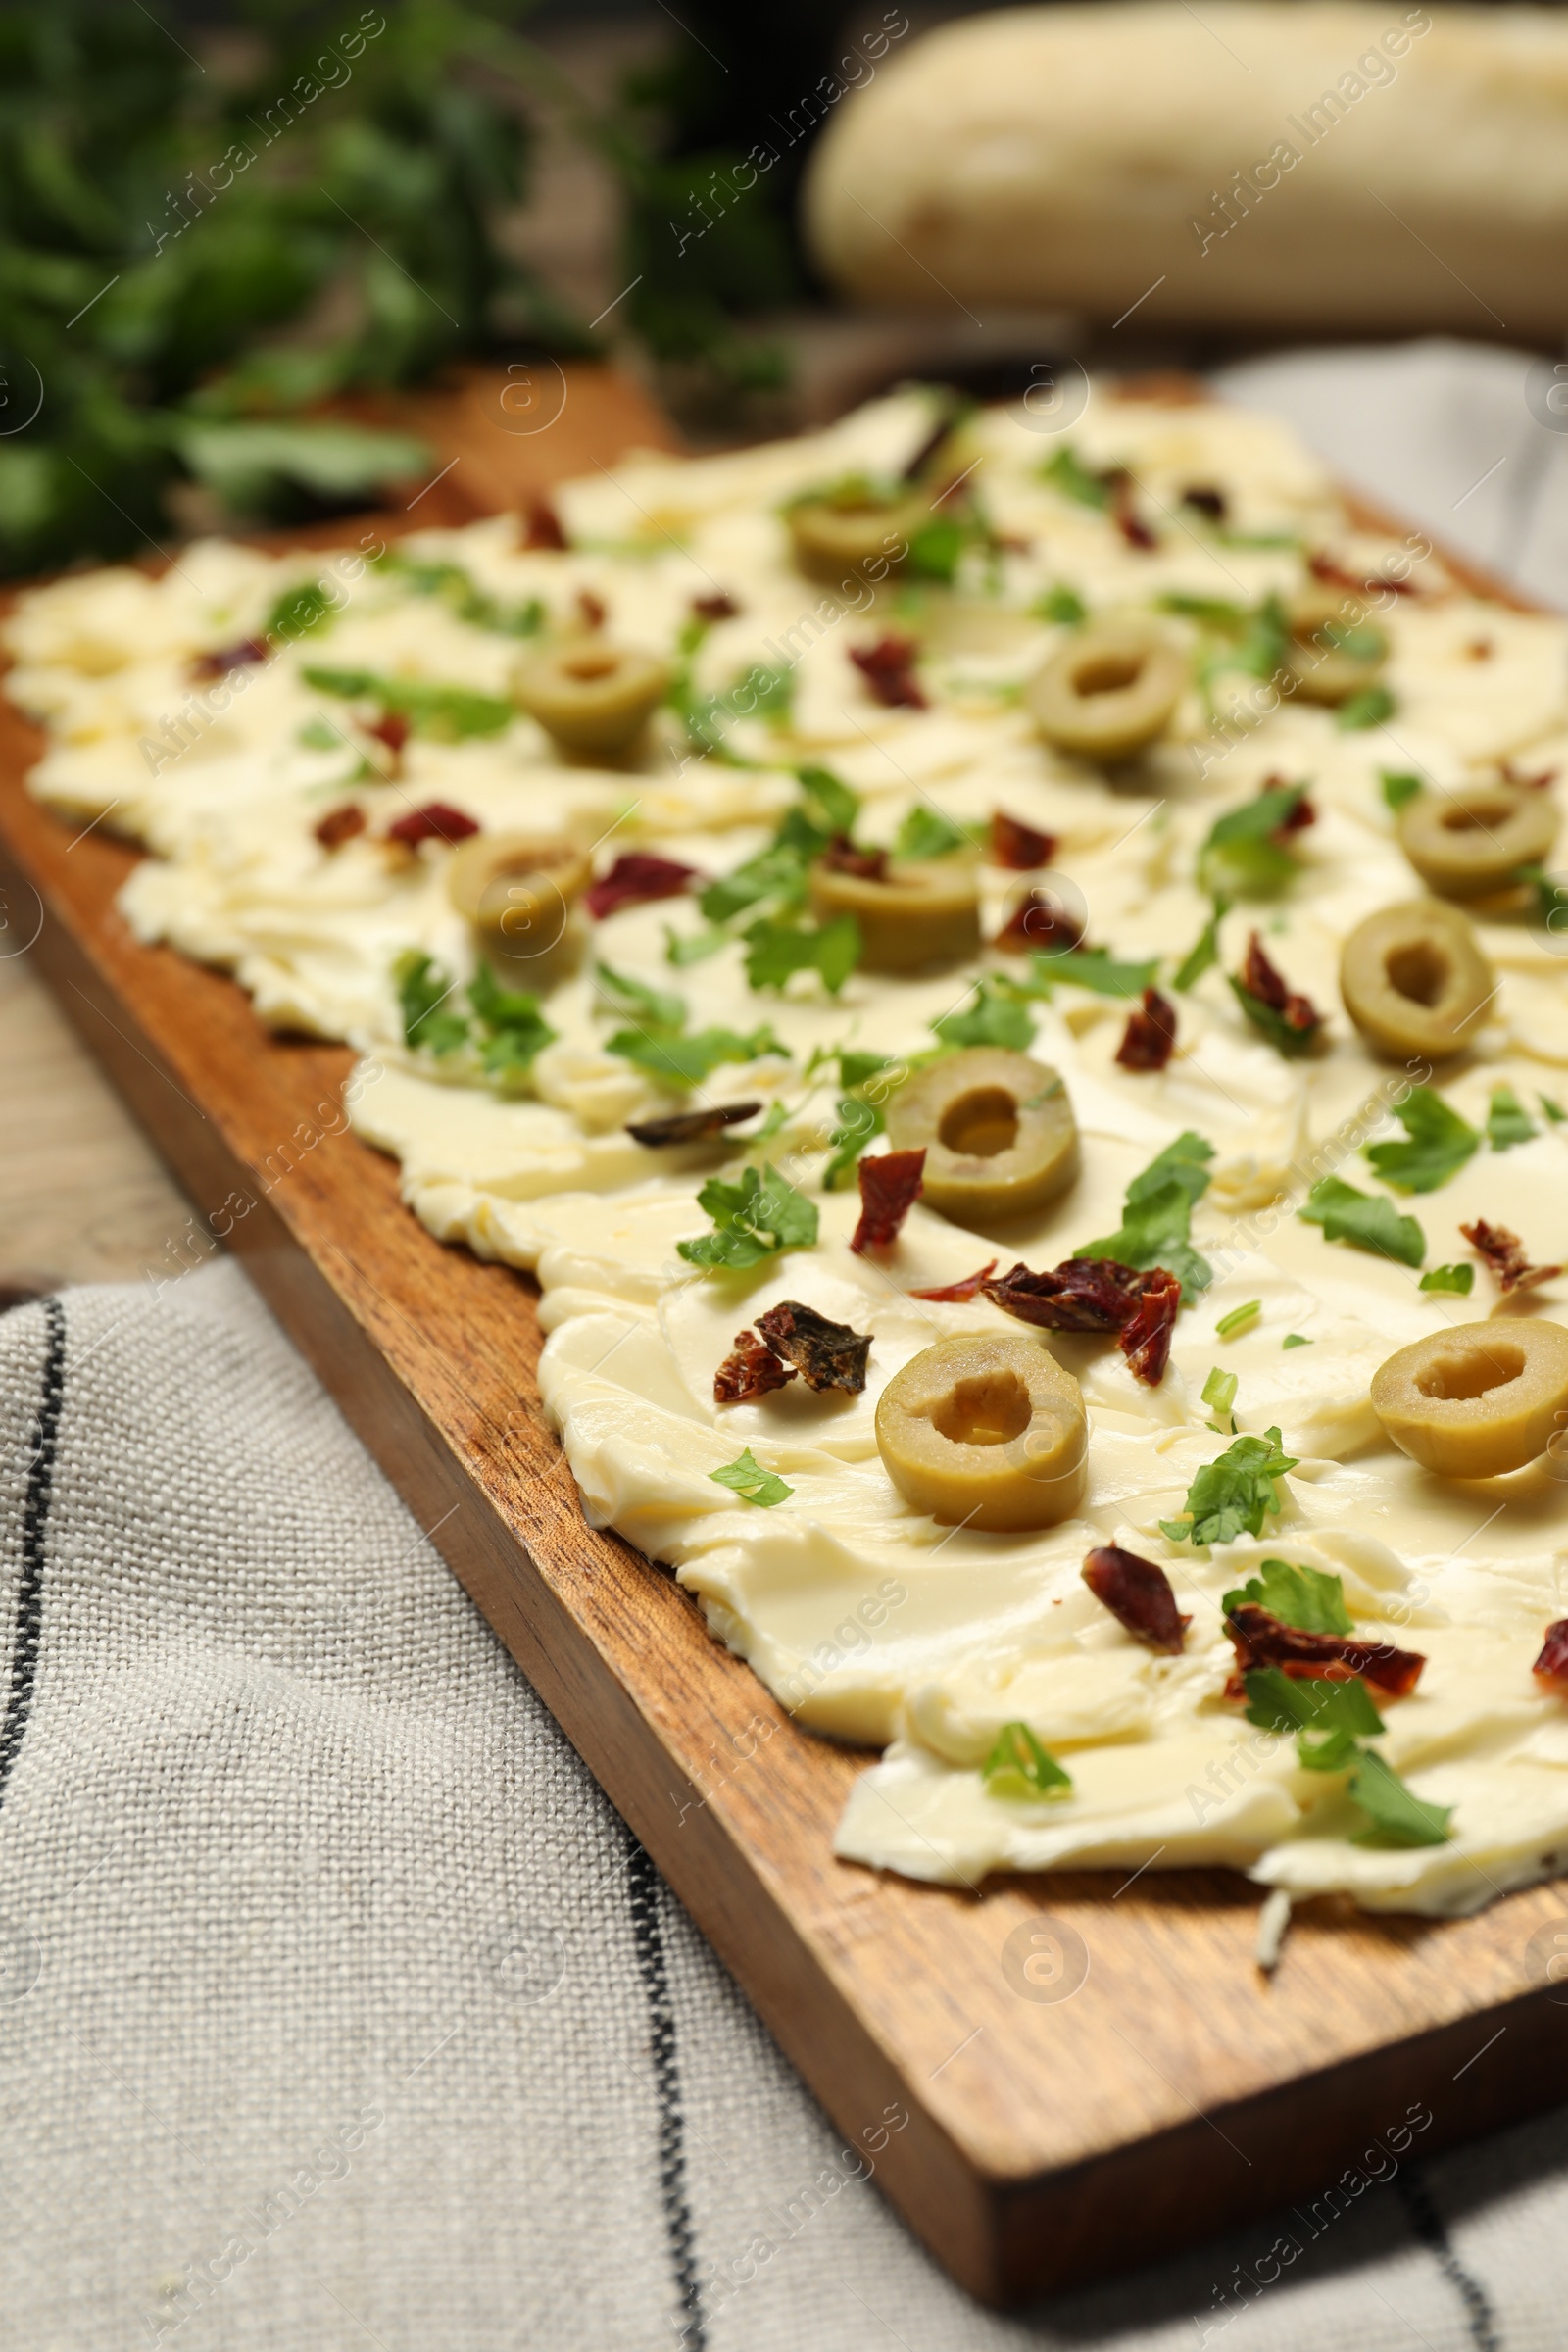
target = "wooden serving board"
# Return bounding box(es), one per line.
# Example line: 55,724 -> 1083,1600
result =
5,366 -> 1568,2308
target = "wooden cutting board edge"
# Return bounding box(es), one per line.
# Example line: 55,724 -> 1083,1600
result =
5,365 -> 1568,2308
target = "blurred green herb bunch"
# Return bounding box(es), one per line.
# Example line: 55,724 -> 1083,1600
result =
0,0 -> 602,577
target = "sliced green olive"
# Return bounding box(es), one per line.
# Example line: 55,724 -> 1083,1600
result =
808,853 -> 979,972
1024,621 -> 1185,762
1371,1320 -> 1568,1478
513,640 -> 670,758
1286,586 -> 1387,706
785,485 -> 934,585
876,1333 -> 1088,1529
885,1047 -> 1078,1228
1339,900 -> 1494,1062
447,830 -> 590,989
1396,783 -> 1557,901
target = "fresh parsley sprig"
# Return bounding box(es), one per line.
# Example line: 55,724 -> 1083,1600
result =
1160,1425 -> 1298,1547
1363,1087 -> 1480,1194
1079,1131 -> 1215,1299
677,1164 -> 819,1270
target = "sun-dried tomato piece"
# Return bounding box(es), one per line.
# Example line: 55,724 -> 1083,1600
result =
189,638 -> 266,680
713,1330 -> 797,1404
1119,1267 -> 1182,1386
577,587 -> 607,630
990,810 -> 1057,870
851,1149 -> 926,1254
1181,485 -> 1227,521
1240,931 -> 1320,1038
850,634 -> 927,710
583,853 -> 699,921
385,801 -> 480,848
692,590 -> 740,621
1461,1218 -> 1562,1295
1502,759 -> 1559,792
1225,1604 -> 1425,1697
1115,987 -> 1178,1072
995,887 -> 1084,954
1083,1545 -> 1191,1654
822,834 -> 889,882
983,1257 -> 1146,1333
522,494 -> 567,551
1307,550 -> 1416,598
1104,468 -> 1157,551
754,1301 -> 871,1394
1261,773 -> 1316,834
907,1259 -> 998,1302
368,710 -> 411,755
314,804 -> 366,851
1533,1620 -> 1568,1690
984,1257 -> 1181,1384
626,1101 -> 760,1148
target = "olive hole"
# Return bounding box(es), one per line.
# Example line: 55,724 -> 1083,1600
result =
1071,654 -> 1144,698
1415,1346 -> 1524,1402
1385,941 -> 1450,1007
938,1086 -> 1019,1157
932,1369 -> 1032,1447
564,654 -> 619,682
1439,800 -> 1508,833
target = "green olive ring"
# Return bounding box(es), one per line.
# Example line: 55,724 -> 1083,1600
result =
1286,586 -> 1388,707
808,853 -> 980,972
875,1333 -> 1089,1530
512,640 -> 671,758
785,486 -> 935,585
1396,784 -> 1557,901
1371,1320 -> 1568,1479
1339,900 -> 1495,1062
885,1047 -> 1079,1229
1024,622 -> 1185,762
446,830 -> 591,989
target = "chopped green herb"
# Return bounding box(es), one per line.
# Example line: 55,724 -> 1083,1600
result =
679,661 -> 796,756
894,805 -> 972,860
1157,591 -> 1250,627
1159,1425 -> 1298,1548
1543,1095 -> 1567,1124
1196,596 -> 1290,711
267,579 -> 337,642
663,922 -> 732,968
304,666 -> 514,741
1214,1299 -> 1261,1340
1242,1668 -> 1384,1773
394,950 -> 467,1058
1282,1333 -> 1311,1348
1223,1559 -> 1352,1636
595,960 -> 686,1033
1033,584 -> 1087,624
608,1024 -> 785,1090
743,914 -> 860,996
297,718 -> 344,751
1201,1366 -> 1238,1430
1022,946 -> 1159,1000
677,1163 -> 819,1270
1487,1085 -> 1537,1152
374,550 -> 545,638
467,962 -> 555,1085
699,843 -> 809,924
982,1721 -> 1073,1802
1337,685 -> 1396,731
1039,445 -> 1108,509
709,1448 -> 793,1507
822,1096 -> 885,1191
1364,1086 -> 1480,1193
795,764 -> 860,836
1419,1263 -> 1475,1296
1173,899 -> 1228,992
1380,769 -> 1424,812
838,1049 -> 894,1091
1298,1177 -> 1425,1268
1199,782 -> 1307,901
932,980 -> 1036,1053
1080,1130 -> 1215,1299
1348,1748 -> 1452,1847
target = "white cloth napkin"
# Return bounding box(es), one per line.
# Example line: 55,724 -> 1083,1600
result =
6,342 -> 1568,2349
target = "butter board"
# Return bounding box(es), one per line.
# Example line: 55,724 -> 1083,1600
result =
3,364 -> 1568,2307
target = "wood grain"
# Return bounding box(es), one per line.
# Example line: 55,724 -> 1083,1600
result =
5,368 -> 1568,2306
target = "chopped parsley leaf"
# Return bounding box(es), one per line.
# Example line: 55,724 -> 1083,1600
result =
1363,1086 -> 1480,1193
1080,1130 -> 1214,1298
982,1721 -> 1073,1802
677,1163 -> 819,1270
709,1448 -> 793,1507
1487,1084 -> 1537,1152
1223,1559 -> 1352,1636
1159,1424 -> 1298,1548
1419,1263 -> 1474,1296
1298,1177 -> 1425,1268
